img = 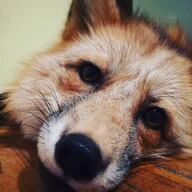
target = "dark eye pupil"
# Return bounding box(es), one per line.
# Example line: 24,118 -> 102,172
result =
79,62 -> 102,85
143,107 -> 166,130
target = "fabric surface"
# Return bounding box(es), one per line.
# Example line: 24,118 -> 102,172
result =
0,127 -> 192,192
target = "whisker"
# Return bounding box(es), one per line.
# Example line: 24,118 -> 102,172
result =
21,123 -> 50,134
47,85 -> 62,113
21,123 -> 40,132
27,112 -> 49,126
39,90 -> 55,116
22,133 -> 45,140
29,98 -> 48,119
129,148 -> 180,165
19,85 -> 50,116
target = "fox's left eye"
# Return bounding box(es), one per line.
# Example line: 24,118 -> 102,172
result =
142,107 -> 167,130
78,62 -> 102,86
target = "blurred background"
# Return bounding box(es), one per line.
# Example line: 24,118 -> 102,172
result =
0,0 -> 192,91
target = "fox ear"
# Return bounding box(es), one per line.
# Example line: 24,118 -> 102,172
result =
63,0 -> 133,40
63,0 -> 91,40
116,0 -> 133,20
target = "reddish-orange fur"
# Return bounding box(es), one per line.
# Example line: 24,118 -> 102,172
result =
3,1 -> 192,191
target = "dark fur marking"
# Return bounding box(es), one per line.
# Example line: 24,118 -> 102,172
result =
46,94 -> 89,121
116,0 -> 133,20
65,0 -> 91,35
0,92 -> 19,127
133,95 -> 159,121
0,93 -> 10,126
118,124 -> 137,174
0,162 -> 2,174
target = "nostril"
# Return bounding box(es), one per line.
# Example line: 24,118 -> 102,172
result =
55,134 -> 102,181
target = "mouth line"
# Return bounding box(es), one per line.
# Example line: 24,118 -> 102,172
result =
39,161 -> 108,192
39,162 -> 76,192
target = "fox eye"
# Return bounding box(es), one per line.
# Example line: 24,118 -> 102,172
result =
142,107 -> 167,130
78,62 -> 102,85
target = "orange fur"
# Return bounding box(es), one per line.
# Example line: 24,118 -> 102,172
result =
3,1 -> 192,191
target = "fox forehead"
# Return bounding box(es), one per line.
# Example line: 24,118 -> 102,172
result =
58,20 -> 189,73
56,21 -> 191,92
61,22 -> 162,67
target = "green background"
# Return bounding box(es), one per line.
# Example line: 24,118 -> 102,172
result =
134,0 -> 192,37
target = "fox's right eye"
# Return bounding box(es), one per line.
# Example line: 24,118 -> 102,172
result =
78,62 -> 103,86
141,107 -> 167,131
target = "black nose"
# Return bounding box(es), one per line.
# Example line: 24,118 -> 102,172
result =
55,134 -> 102,181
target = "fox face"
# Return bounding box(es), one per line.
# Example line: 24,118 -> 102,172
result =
4,0 -> 192,191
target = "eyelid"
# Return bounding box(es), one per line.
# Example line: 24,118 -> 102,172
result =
62,61 -> 110,79
60,59 -> 87,70
63,63 -> 80,70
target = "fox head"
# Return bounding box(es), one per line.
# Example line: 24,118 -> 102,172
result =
3,0 -> 192,191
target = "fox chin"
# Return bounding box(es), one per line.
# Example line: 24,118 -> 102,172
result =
2,0 -> 192,191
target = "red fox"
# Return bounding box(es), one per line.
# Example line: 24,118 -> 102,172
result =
1,1 -> 192,191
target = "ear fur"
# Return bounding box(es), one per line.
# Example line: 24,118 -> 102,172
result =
116,0 -> 133,20
167,25 -> 192,55
168,25 -> 188,47
63,0 -> 133,40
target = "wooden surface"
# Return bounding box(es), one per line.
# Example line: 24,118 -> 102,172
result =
0,127 -> 192,192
